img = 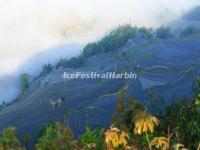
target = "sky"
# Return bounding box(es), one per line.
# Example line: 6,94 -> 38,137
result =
0,0 -> 200,102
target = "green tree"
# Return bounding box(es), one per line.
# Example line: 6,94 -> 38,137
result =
112,89 -> 144,132
22,134 -> 31,150
80,127 -> 105,150
35,123 -> 79,150
0,127 -> 25,150
156,26 -> 173,39
163,100 -> 200,149
20,73 -> 29,92
82,24 -> 138,58
55,55 -> 85,69
180,26 -> 200,37
41,63 -> 54,75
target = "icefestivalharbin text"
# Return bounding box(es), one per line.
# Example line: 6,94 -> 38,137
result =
63,72 -> 137,79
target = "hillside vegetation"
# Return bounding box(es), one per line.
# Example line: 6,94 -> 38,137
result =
0,84 -> 200,149
0,23 -> 200,150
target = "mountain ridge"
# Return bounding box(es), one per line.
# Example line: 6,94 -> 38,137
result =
1,6 -> 200,144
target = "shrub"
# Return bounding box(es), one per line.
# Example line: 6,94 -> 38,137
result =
82,24 -> 138,58
65,56 -> 85,68
112,89 -> 144,132
35,123 -> 79,150
138,27 -> 154,38
163,100 -> 200,149
180,26 -> 200,37
41,63 -> 54,75
100,25 -> 138,52
20,73 -> 29,92
56,55 -> 85,69
0,127 -> 25,150
22,134 -> 31,150
82,43 -> 99,58
156,26 -> 173,39
0,101 -> 6,109
55,58 -> 66,69
80,127 -> 105,150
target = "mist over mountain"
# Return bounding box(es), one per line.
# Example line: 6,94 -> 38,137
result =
1,4 -> 200,144
0,43 -> 83,103
0,0 -> 200,103
172,5 -> 200,30
183,6 -> 200,21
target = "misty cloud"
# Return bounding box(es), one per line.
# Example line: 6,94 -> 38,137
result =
0,0 -> 199,102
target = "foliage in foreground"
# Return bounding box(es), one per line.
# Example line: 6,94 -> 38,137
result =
1,93 -> 199,150
80,127 -> 105,150
0,127 -> 25,150
0,86 -> 200,150
35,123 -> 80,150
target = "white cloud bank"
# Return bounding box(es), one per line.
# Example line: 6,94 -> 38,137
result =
0,0 -> 199,102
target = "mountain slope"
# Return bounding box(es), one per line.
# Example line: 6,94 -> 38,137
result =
0,31 -> 200,143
